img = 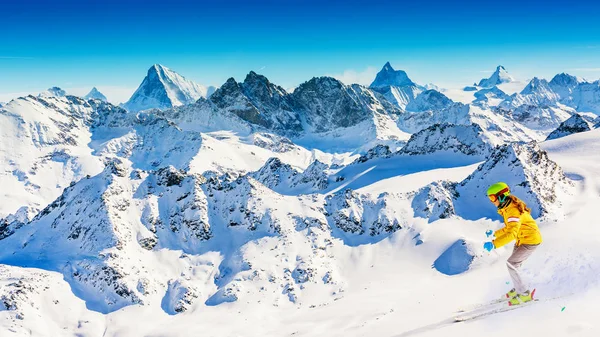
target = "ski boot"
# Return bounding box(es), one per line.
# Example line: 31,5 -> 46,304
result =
508,289 -> 536,306
505,288 -> 517,299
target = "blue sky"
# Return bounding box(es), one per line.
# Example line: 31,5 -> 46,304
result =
1,0 -> 600,103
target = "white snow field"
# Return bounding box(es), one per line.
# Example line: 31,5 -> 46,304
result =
1,64 -> 600,337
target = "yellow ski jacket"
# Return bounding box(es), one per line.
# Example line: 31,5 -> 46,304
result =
492,200 -> 542,248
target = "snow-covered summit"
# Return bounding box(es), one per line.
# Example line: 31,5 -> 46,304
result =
123,64 -> 214,112
477,65 -> 515,88
548,73 -> 584,98
370,62 -> 416,88
514,77 -> 561,105
39,87 -> 66,98
405,89 -> 453,112
369,62 -> 423,109
84,87 -> 108,101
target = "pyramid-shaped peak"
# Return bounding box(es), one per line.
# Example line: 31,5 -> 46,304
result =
520,77 -> 552,95
84,87 -> 107,101
477,65 -> 514,87
370,62 -> 415,88
122,64 -> 210,112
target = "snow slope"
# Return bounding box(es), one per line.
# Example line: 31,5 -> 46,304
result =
0,95 -> 104,217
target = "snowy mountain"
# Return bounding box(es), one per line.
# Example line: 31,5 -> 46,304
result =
545,113 -> 597,140
493,77 -> 572,132
548,73 -> 584,99
399,123 -> 494,158
537,73 -> 600,114
454,142 -> 574,220
209,72 -> 302,132
405,89 -> 453,112
473,86 -> 509,106
292,76 -> 399,132
84,87 -> 108,101
369,62 -> 423,109
510,77 -> 561,106
571,80 -> 600,114
477,65 -> 514,87
123,64 -> 215,112
39,87 -> 66,98
0,95 -> 104,217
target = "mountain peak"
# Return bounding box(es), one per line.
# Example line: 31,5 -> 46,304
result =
520,77 -> 552,95
370,62 -> 416,88
383,61 -> 394,72
84,87 -> 107,101
123,64 -> 212,112
477,65 -> 514,87
39,87 -> 66,98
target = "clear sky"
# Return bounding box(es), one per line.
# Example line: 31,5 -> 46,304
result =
1,0 -> 600,103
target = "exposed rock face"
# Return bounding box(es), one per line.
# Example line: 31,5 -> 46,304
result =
546,114 -> 595,140
399,123 -> 494,158
412,181 -> 457,222
455,142 -> 574,219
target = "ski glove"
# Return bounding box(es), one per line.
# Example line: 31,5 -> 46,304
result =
485,230 -> 493,238
483,242 -> 495,252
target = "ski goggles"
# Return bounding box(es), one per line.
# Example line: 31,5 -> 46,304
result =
488,188 -> 509,202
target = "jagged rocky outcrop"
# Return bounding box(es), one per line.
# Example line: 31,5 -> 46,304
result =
325,189 -> 408,242
399,123 -> 494,157
546,114 -> 595,140
162,279 -> 200,314
249,133 -> 296,153
0,206 -> 37,240
0,160 -> 145,313
250,158 -> 329,192
352,144 -> 393,164
292,76 -> 400,132
412,181 -> 457,222
455,142 -> 574,219
210,72 -> 302,132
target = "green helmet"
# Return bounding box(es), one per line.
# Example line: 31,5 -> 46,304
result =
487,182 -> 510,197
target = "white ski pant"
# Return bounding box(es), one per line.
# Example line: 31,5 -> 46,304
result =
506,244 -> 539,294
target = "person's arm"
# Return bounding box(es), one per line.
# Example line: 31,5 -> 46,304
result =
492,211 -> 521,248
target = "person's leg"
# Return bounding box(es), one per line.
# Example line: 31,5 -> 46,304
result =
506,244 -> 538,293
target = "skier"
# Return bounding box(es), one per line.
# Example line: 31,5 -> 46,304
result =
483,182 -> 543,306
